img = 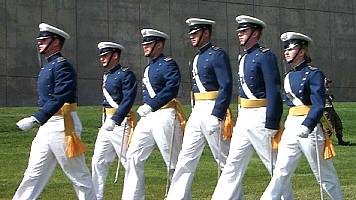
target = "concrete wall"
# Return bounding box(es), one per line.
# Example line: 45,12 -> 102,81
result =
1,0 -> 356,106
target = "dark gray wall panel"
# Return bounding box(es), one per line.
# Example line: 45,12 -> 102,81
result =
305,0 -> 329,11
279,8 -> 306,35
279,0 -> 305,9
6,1 -> 41,77
6,77 -> 37,106
77,78 -> 102,106
0,0 -> 5,76
330,13 -> 356,101
305,11 -> 331,74
0,77 -> 5,106
76,0 -> 107,79
254,0 -> 279,7
329,0 -> 353,14
226,0 -> 253,4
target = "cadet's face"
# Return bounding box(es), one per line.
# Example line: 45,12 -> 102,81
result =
37,38 -> 52,53
236,28 -> 252,45
284,46 -> 300,63
142,42 -> 155,57
99,52 -> 112,67
189,30 -> 202,47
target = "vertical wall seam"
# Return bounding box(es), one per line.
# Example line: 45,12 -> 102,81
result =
5,0 -> 8,105
225,0 -> 228,54
352,0 -> 356,94
75,0 -> 78,73
328,0 -> 333,82
278,0 -> 286,75
107,0 -> 110,39
138,0 -> 143,103
168,0 -> 172,56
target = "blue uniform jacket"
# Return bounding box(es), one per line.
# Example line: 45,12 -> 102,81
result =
238,44 -> 283,129
103,64 -> 137,124
284,61 -> 325,131
192,43 -> 232,120
143,54 -> 180,111
34,52 -> 77,125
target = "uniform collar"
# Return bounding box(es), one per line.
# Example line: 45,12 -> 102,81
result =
107,64 -> 122,74
47,52 -> 62,62
198,42 -> 212,53
245,43 -> 260,53
292,60 -> 307,71
151,53 -> 164,63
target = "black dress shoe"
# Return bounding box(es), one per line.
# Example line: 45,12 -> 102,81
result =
338,140 -> 351,146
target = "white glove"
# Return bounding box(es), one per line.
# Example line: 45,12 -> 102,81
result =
102,118 -> 116,131
16,116 -> 38,131
266,128 -> 278,138
297,125 -> 311,138
137,104 -> 152,117
205,115 -> 220,135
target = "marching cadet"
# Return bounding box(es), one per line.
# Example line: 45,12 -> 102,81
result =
167,18 -> 232,200
92,41 -> 137,200
14,23 -> 95,200
212,15 -> 293,199
324,78 -> 351,146
260,32 -> 343,200
122,28 -> 186,200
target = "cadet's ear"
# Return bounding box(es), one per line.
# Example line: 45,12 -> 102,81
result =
252,29 -> 262,39
299,48 -> 306,56
203,29 -> 210,38
114,51 -> 121,60
157,41 -> 164,49
53,38 -> 64,49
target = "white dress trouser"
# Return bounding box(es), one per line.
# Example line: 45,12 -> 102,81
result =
92,116 -> 130,200
166,100 -> 230,200
260,115 -> 343,200
121,108 -> 182,200
13,113 -> 96,200
212,107 -> 294,200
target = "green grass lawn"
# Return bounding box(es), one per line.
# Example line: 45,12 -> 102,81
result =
0,103 -> 355,200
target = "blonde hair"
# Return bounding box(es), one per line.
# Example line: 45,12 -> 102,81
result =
302,46 -> 312,63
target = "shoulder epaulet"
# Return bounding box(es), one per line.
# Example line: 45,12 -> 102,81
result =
307,65 -> 318,71
56,57 -> 66,63
164,57 -> 173,62
212,46 -> 222,51
259,46 -> 270,53
121,66 -> 129,71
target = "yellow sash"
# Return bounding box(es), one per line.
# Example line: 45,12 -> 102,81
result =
288,105 -> 311,116
103,107 -> 137,146
126,111 -> 137,146
161,98 -> 187,136
320,114 -> 336,159
56,103 -> 86,158
222,107 -> 234,140
194,91 -> 234,140
238,97 -> 267,108
194,91 -> 218,100
288,105 -> 336,159
272,126 -> 284,150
